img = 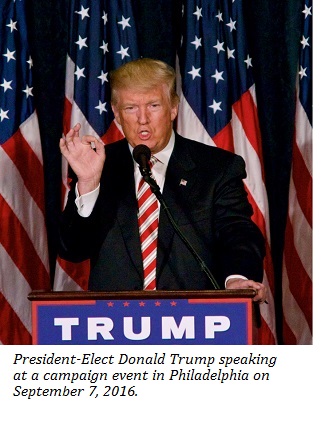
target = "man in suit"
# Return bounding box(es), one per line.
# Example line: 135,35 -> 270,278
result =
59,58 -> 266,302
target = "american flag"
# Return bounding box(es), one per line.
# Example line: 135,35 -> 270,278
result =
53,0 -> 140,291
176,0 -> 277,344
282,1 -> 312,344
0,0 -> 50,344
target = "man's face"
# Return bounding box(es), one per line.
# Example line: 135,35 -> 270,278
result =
111,84 -> 178,154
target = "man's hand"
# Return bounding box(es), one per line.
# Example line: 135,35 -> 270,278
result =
226,278 -> 267,304
59,123 -> 106,195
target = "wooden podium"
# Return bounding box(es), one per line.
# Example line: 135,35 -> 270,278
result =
28,289 -> 256,345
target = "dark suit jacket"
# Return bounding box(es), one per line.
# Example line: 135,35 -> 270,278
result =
59,133 -> 265,291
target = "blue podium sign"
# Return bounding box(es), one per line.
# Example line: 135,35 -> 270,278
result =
31,292 -> 253,345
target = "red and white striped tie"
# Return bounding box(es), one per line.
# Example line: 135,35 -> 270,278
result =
137,157 -> 159,290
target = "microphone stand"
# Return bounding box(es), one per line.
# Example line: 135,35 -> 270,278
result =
142,172 -> 221,291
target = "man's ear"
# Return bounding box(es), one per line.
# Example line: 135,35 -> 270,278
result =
171,103 -> 179,122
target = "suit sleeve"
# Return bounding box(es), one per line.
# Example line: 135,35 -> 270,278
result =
213,154 -> 265,284
57,179 -> 103,262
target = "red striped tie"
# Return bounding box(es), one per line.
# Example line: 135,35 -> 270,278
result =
137,157 -> 159,290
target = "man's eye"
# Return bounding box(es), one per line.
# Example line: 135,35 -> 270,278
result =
149,104 -> 161,111
124,106 -> 138,113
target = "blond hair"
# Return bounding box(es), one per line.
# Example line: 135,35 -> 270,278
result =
110,58 -> 180,106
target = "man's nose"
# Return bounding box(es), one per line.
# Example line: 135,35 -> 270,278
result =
137,107 -> 149,124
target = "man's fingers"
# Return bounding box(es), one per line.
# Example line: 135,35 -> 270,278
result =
73,123 -> 81,136
93,139 -> 105,154
252,285 -> 267,304
59,137 -> 69,155
79,135 -> 101,146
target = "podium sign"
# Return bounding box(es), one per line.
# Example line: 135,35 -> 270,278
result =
29,291 -> 254,345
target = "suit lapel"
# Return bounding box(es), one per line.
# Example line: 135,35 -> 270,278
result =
114,144 -> 144,278
156,135 -> 197,275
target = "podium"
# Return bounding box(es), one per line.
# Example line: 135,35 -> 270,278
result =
28,289 -> 256,345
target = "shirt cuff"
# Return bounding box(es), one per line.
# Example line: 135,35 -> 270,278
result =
225,274 -> 248,288
75,183 -> 100,217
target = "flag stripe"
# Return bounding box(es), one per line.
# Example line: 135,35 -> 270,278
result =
282,261 -> 312,344
54,257 -> 89,291
284,215 -> 312,327
291,134 -> 312,226
212,123 -> 234,153
0,147 -> 49,270
2,132 -> 45,215
0,243 -> 32,332
0,196 -> 50,290
287,176 -> 312,278
282,1 -> 312,344
233,89 -> 264,174
101,120 -> 124,144
0,292 -> 31,345
232,109 -> 270,232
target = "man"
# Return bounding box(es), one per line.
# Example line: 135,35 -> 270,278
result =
59,58 -> 266,302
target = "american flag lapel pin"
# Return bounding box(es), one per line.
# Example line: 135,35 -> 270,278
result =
179,179 -> 187,186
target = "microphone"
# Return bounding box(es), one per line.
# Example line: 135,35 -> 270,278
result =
133,144 -> 220,290
133,144 -> 152,178
133,144 -> 161,197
